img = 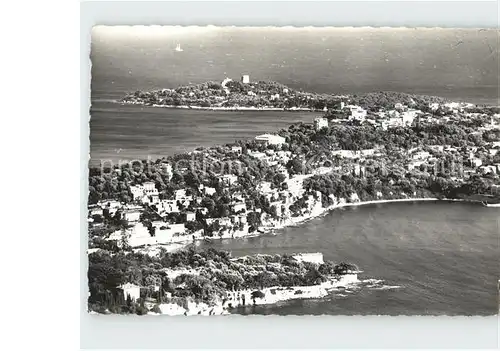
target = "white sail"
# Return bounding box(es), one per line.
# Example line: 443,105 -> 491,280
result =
175,43 -> 183,52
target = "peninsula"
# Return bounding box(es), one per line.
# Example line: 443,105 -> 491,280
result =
88,248 -> 359,316
120,75 -> 450,112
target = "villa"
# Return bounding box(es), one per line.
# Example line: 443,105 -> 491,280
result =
221,174 -> 238,187
255,134 -> 286,146
231,202 -> 247,213
118,283 -> 141,302
314,117 -> 329,131
231,146 -> 242,154
123,209 -> 141,222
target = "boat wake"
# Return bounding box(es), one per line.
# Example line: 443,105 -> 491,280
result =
330,277 -> 402,297
92,98 -> 120,104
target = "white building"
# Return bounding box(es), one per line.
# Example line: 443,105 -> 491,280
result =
88,206 -> 103,217
359,149 -> 376,157
257,181 -> 273,194
231,146 -> 242,154
143,182 -> 157,194
221,77 -> 232,94
331,150 -> 357,158
429,145 -> 445,152
241,75 -> 250,84
184,211 -> 196,222
157,199 -> 179,214
470,158 -> 483,168
221,174 -> 238,187
160,163 -> 173,181
175,189 -> 188,201
231,202 -> 247,213
412,151 -> 431,160
346,105 -> 367,121
123,209 -> 141,222
255,134 -> 286,146
155,223 -> 188,244
314,117 -> 329,131
429,103 -> 440,111
200,185 -> 216,196
130,182 -> 159,202
407,160 -> 425,171
353,164 -> 365,177
401,110 -> 419,126
248,151 -> 267,160
444,102 -> 461,112
379,120 -> 390,131
130,185 -> 145,201
98,200 -> 122,216
480,165 -> 497,174
165,223 -> 186,234
108,222 -> 155,248
118,283 -> 141,302
292,253 -> 324,265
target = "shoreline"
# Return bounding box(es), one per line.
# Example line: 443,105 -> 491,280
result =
258,197 -> 484,232
141,197 -> 485,255
154,273 -> 359,316
120,100 -> 323,112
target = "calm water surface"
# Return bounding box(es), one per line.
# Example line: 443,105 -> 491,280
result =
198,202 -> 499,315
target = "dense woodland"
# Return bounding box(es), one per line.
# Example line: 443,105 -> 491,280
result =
122,80 -> 455,111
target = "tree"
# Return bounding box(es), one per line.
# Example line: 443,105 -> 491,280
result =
92,214 -> 104,223
269,205 -> 278,219
287,158 -> 305,175
201,197 -> 216,215
120,231 -> 130,250
185,171 -> 200,188
273,173 -> 286,187
251,290 -> 265,299
150,304 -> 162,314
333,262 -> 358,275
171,172 -> 185,185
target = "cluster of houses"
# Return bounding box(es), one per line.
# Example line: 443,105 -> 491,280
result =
315,101 -> 500,181
89,99 -> 499,252
88,129 -> 332,249
326,100 -> 487,133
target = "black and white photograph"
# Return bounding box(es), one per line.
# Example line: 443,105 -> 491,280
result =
87,25 -> 499,317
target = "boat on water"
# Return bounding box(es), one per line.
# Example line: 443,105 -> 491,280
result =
175,43 -> 183,52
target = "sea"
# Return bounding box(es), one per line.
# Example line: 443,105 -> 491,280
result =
89,27 -> 499,315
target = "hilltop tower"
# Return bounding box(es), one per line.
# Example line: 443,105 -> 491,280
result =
241,75 -> 250,84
